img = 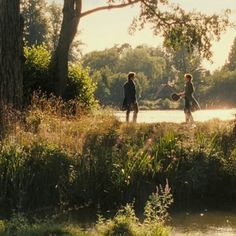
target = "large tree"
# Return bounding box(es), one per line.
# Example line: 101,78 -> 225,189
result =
51,0 -> 231,97
0,0 -> 23,134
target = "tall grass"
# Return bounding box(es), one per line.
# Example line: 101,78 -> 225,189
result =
0,94 -> 236,214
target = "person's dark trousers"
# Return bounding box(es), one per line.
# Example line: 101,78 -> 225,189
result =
184,99 -> 193,123
126,102 -> 139,123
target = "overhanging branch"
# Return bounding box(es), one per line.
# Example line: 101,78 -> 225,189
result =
80,0 -> 141,18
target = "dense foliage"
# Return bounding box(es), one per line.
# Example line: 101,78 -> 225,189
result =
201,37 -> 236,107
21,0 -> 49,46
23,45 -> 97,109
81,35 -> 236,109
82,45 -> 206,109
22,39 -> 236,110
202,70 -> 236,108
19,1 -> 235,109
1,99 -> 236,214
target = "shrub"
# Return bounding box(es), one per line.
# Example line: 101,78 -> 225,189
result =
95,185 -> 172,236
23,44 -> 51,104
23,44 -> 97,110
66,63 -> 98,109
0,143 -> 75,211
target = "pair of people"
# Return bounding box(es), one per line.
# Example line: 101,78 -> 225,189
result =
122,72 -> 200,124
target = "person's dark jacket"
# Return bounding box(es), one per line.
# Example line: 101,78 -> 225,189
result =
122,79 -> 136,110
185,81 -> 194,100
184,81 -> 200,112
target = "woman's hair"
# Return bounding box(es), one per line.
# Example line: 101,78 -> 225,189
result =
184,73 -> 193,81
128,72 -> 135,80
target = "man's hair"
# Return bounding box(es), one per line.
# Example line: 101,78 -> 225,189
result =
185,73 -> 193,81
128,72 -> 135,80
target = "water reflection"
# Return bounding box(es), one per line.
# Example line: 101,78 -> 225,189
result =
170,211 -> 236,236
115,109 -> 236,123
58,208 -> 236,235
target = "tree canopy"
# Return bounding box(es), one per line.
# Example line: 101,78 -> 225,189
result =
93,0 -> 232,58
50,0 -> 232,97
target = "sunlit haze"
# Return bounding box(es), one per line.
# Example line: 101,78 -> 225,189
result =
116,109 -> 236,123
50,0 -> 236,72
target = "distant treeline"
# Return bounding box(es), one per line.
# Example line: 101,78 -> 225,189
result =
81,39 -> 236,109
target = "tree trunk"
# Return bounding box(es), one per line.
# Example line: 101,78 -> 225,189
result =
51,0 -> 82,97
0,0 -> 23,135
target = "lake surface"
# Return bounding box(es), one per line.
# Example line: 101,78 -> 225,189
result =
65,208 -> 236,236
115,109 -> 236,123
170,210 -> 236,236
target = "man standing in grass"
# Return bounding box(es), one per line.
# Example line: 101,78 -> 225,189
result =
122,72 -> 139,123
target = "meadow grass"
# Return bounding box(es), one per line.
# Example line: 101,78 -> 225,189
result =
0,96 -> 236,235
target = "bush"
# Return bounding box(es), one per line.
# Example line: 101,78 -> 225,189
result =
23,44 -> 51,103
0,143 -> 75,211
23,44 -> 97,110
66,63 -> 98,109
95,185 -> 172,236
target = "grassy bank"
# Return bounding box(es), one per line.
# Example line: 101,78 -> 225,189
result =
1,96 -> 236,214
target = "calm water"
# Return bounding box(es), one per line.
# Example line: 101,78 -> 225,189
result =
115,109 -> 236,123
65,208 -> 236,236
170,210 -> 236,236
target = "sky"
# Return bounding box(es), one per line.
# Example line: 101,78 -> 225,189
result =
51,0 -> 236,72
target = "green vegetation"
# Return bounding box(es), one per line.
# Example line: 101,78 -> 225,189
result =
81,40 -> 236,109
95,193 -> 171,236
1,97 -> 236,233
0,214 -> 85,236
1,2 -> 236,234
23,39 -> 236,110
0,186 -> 172,235
18,0 -> 232,98
1,97 -> 236,214
202,70 -> 236,107
201,38 -> 236,107
23,45 -> 97,109
20,1 -> 236,109
19,1 -> 236,110
21,0 -> 49,46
